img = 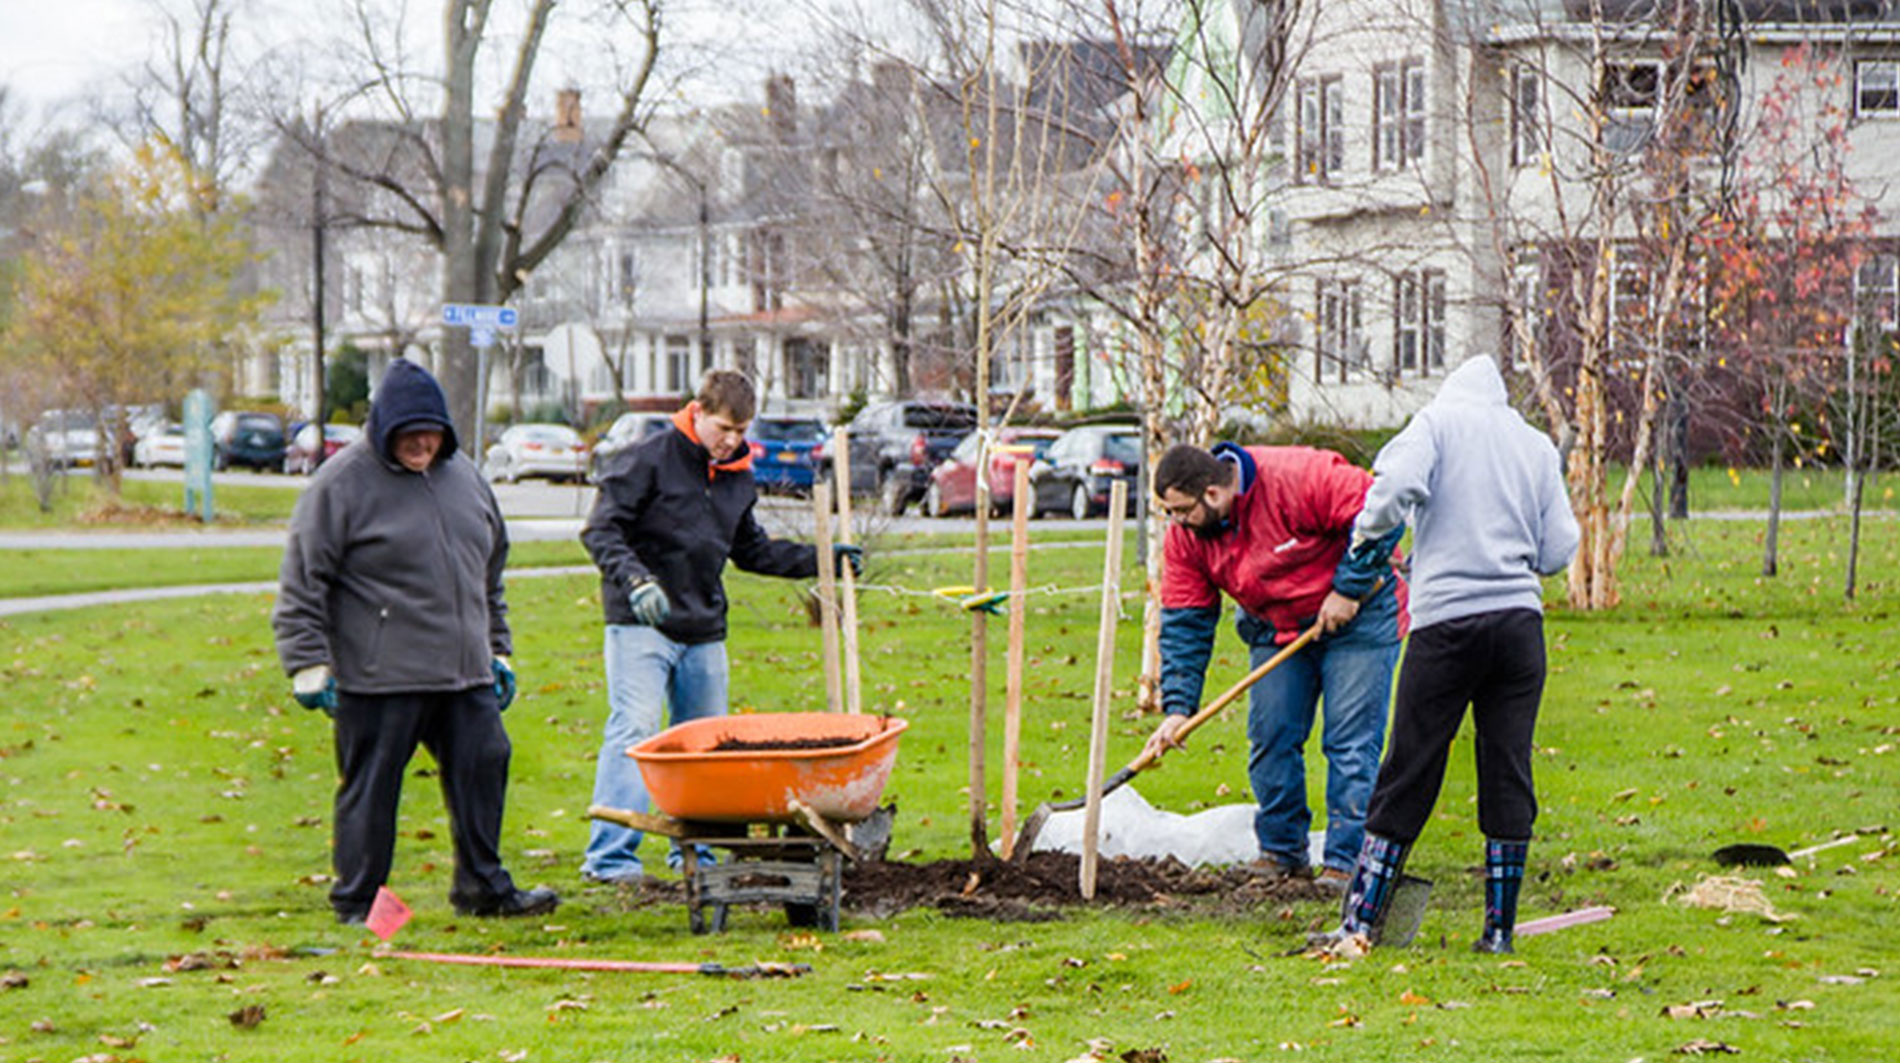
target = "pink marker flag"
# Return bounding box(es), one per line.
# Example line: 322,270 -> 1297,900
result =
364,887 -> 413,941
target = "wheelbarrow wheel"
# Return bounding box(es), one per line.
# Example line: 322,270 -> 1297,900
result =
783,901 -> 822,929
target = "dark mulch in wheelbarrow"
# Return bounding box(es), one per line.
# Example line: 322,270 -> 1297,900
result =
709,735 -> 861,752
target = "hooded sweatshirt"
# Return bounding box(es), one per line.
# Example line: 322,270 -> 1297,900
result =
1353,355 -> 1579,630
272,358 -> 511,692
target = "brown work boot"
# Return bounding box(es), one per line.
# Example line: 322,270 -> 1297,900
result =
1247,855 -> 1311,882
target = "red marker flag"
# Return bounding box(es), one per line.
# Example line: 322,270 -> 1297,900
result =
364,887 -> 413,941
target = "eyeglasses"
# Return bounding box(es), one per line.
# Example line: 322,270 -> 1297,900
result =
1161,496 -> 1206,523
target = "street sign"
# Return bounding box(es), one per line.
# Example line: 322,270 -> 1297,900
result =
470,327 -> 496,348
442,303 -> 518,329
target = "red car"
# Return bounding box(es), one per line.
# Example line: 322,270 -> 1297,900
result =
922,427 -> 1062,517
283,422 -> 362,474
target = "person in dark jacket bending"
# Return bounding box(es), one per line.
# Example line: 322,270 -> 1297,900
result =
579,369 -> 861,883
273,358 -> 557,924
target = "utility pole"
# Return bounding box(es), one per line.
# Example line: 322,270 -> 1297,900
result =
309,105 -> 330,467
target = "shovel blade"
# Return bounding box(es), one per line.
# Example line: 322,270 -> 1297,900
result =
1375,875 -> 1433,947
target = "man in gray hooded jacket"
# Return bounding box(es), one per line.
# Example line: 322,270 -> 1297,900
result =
273,358 -> 556,924
1316,355 -> 1578,955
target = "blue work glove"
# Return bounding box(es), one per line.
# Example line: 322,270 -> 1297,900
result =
291,665 -> 338,716
492,656 -> 516,711
627,577 -> 672,627
832,543 -> 864,579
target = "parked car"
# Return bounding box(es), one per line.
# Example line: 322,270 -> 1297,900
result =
133,422 -> 189,468
211,411 -> 287,471
588,410 -> 673,479
282,422 -> 362,474
27,409 -> 101,468
838,400 -> 979,515
922,426 -> 1062,517
1030,424 -> 1144,519
746,416 -> 828,493
484,423 -> 589,483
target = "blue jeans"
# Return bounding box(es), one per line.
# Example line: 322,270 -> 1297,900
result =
1243,611 -> 1399,873
582,625 -> 728,880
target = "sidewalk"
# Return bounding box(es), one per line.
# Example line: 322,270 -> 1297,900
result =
0,518 -> 585,551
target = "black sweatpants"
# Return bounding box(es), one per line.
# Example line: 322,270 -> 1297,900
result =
1364,608 -> 1547,844
329,686 -> 518,915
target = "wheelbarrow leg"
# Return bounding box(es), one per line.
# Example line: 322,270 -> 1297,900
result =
682,845 -> 709,935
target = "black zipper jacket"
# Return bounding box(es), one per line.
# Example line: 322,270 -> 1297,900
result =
582,424 -> 816,643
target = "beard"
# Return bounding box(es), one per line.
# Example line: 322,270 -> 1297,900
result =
1186,518 -> 1228,540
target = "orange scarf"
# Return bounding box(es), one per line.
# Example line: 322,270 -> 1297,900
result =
672,402 -> 754,480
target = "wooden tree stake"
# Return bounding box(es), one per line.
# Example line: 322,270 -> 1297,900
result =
813,481 -> 842,713
1081,480 -> 1128,899
832,428 -> 863,715
1000,458 -> 1031,859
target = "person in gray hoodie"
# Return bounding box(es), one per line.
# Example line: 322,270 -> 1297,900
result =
273,358 -> 557,924
1315,355 -> 1579,954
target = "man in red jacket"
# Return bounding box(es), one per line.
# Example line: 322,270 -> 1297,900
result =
1140,443 -> 1406,888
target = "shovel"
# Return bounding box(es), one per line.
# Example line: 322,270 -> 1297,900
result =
1013,622 -> 1322,861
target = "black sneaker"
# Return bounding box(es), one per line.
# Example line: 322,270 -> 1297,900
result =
453,887 -> 560,919
335,909 -> 369,927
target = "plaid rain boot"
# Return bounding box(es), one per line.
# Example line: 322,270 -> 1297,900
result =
1475,838 -> 1529,954
1308,833 -> 1409,953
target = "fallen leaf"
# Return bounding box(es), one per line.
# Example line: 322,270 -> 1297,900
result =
228,1004 -> 266,1029
1399,990 -> 1432,1006
842,929 -> 885,944
1674,1039 -> 1740,1055
1663,1000 -> 1725,1020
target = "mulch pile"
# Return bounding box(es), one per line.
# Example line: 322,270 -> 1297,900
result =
608,852 -> 1330,922
844,851 -> 1326,920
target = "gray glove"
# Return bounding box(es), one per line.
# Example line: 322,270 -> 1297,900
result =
627,578 -> 671,626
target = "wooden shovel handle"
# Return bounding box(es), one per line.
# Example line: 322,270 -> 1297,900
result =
1129,622 -> 1322,774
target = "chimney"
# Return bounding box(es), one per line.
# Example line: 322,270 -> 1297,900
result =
872,60 -> 911,102
764,75 -> 796,141
553,88 -> 582,144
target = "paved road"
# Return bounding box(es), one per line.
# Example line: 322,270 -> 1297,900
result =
6,468 -> 1124,549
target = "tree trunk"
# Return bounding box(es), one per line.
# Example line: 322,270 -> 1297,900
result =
1763,429 -> 1783,578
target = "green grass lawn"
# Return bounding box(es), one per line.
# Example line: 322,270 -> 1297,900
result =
1,512 -> 1896,1061
0,471 -> 310,528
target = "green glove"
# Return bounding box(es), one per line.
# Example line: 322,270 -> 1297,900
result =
627,578 -> 671,626
292,665 -> 337,716
492,656 -> 516,711
832,543 -> 863,578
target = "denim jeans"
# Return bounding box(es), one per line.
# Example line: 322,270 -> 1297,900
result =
582,624 -> 728,880
1244,611 -> 1399,873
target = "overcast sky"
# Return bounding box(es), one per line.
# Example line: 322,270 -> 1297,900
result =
2,0 -> 153,115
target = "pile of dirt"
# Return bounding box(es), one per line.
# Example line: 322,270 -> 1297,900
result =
600,853 -> 1332,923
841,852 -> 1328,921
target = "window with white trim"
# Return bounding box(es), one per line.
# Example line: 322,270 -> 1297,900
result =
1857,252 -> 1899,330
1601,60 -> 1661,155
1856,60 -> 1899,117
1511,65 -> 1543,168
1374,60 -> 1427,171
1394,269 -> 1447,377
1316,277 -> 1364,384
1296,76 -> 1345,183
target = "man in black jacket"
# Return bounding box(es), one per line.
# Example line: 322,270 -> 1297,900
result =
580,370 -> 861,883
273,358 -> 557,924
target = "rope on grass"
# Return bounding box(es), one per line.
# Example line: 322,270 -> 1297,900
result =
805,580 -> 1145,619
